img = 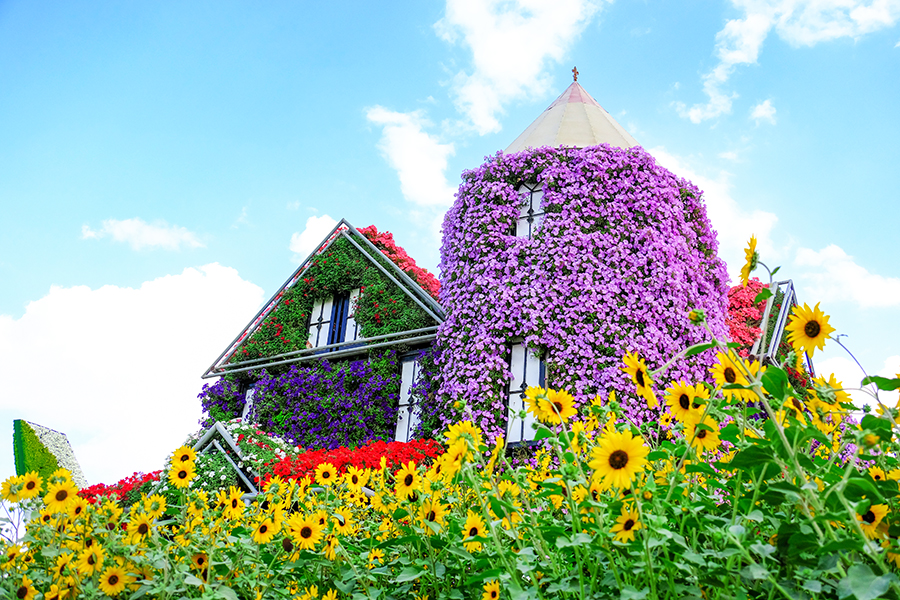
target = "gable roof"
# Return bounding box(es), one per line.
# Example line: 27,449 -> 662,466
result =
505,82 -> 639,153
202,219 -> 445,379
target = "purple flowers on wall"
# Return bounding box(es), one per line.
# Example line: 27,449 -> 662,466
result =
435,144 -> 729,439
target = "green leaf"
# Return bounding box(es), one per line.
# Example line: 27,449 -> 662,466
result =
860,414 -> 893,442
619,586 -> 650,600
740,564 -> 770,580
533,427 -> 554,442
464,569 -> 505,586
862,376 -> 900,392
555,532 -> 593,548
648,450 -> 668,461
684,342 -> 718,358
184,575 -> 205,587
762,368 -> 790,401
837,564 -> 897,600
685,463 -> 717,477
753,288 -> 774,304
214,586 -> 240,600
395,567 -> 425,583
846,477 -> 885,504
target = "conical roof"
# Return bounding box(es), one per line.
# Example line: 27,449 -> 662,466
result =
504,81 -> 639,153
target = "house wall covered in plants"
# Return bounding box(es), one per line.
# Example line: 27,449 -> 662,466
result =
433,144 -> 730,440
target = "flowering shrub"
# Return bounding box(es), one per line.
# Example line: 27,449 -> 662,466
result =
248,356 -> 400,450
726,277 -> 766,356
357,225 -> 440,300
268,438 -> 444,484
80,470 -> 161,506
436,145 -> 729,439
197,377 -> 245,428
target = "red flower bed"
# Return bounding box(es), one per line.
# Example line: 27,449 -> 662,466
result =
268,439 -> 445,484
726,278 -> 766,357
359,225 -> 440,300
79,470 -> 162,504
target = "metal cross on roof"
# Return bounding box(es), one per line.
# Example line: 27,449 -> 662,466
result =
572,66 -> 579,82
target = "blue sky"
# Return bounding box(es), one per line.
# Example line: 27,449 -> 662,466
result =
1,0 -> 898,484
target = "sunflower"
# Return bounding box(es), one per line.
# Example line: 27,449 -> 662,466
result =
172,445 -> 197,465
524,386 -> 548,421
482,580 -> 500,600
18,472 -> 43,500
1,476 -> 23,503
740,235 -> 758,286
322,590 -> 339,600
445,421 -> 484,455
395,461 -> 420,501
44,584 -> 68,600
538,388 -> 577,424
664,380 -> 707,423
622,351 -> 658,409
126,513 -> 153,542
611,507 -> 642,543
44,480 -> 78,514
67,497 -> 89,520
588,429 -> 650,490
286,513 -> 324,550
14,575 -> 36,600
869,467 -> 887,482
252,517 -> 277,544
786,303 -> 835,357
168,461 -> 196,489
709,351 -> 750,401
344,466 -> 369,491
315,462 -> 338,486
98,565 -> 129,596
323,534 -> 339,560
462,510 -> 486,552
191,553 -> 208,570
418,496 -> 448,535
684,415 -> 721,455
77,545 -> 105,576
332,506 -> 355,536
219,486 -> 245,520
367,548 -> 384,569
143,493 -> 167,519
858,503 -> 889,540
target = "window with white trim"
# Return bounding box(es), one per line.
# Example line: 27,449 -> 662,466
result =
307,289 -> 363,349
506,341 -> 545,444
513,182 -> 545,238
394,353 -> 421,443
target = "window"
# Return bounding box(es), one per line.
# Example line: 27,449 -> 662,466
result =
505,341 -> 545,444
394,352 -> 422,443
513,182 -> 545,238
307,289 -> 362,349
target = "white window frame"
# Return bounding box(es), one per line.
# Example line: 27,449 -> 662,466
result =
514,182 -> 545,238
506,340 -> 546,444
307,288 -> 363,349
394,353 -> 422,443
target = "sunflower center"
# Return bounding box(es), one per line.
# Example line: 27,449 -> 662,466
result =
623,519 -> 635,531
88,555 -> 96,566
636,369 -> 645,387
74,506 -> 82,515
351,475 -> 359,485
697,429 -> 708,440
679,394 -> 690,409
231,499 -> 239,509
17,586 -> 27,599
25,481 -> 35,490
178,470 -> 187,479
85,539 -> 94,548
197,556 -> 206,566
427,510 -> 436,521
322,471 -> 331,479
491,592 -> 498,599
259,524 -> 268,534
55,490 -> 68,502
282,538 -> 293,553
553,401 -> 564,413
875,474 -> 882,480
179,454 -> 190,462
138,523 -> 149,535
109,575 -> 119,585
864,510 -> 877,524
608,450 -> 629,470
469,526 -> 478,537
724,368 -> 736,384
805,320 -> 821,338
300,526 -> 312,539
404,474 -> 414,486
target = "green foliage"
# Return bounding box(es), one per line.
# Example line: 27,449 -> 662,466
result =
13,420 -> 60,481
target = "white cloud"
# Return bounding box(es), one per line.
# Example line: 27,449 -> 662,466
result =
751,99 -> 777,124
366,107 -> 457,208
81,218 -> 204,250
435,0 -> 603,134
678,0 -> 900,123
815,354 -> 900,409
794,244 -> 900,308
719,150 -> 741,161
289,214 -> 339,261
650,146 -> 779,281
0,265 -> 265,484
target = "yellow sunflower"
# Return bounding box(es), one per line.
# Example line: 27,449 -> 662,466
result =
77,545 -> 105,576
344,466 -> 370,491
664,380 -> 707,423
67,497 -> 89,520
611,507 -> 642,543
524,386 -> 548,421
858,504 -> 889,540
482,580 -> 500,600
395,461 -> 420,501
44,584 -> 68,600
622,351 -> 658,409
127,513 -> 153,542
219,486 -> 245,520
367,548 -> 384,569
14,575 -> 36,600
44,480 -> 78,514
709,351 -> 750,401
252,517 -> 278,544
18,472 -> 43,500
323,534 -> 339,560
1,476 -> 23,503
286,513 -> 324,550
684,415 -> 721,455
168,461 -> 196,489
588,429 -> 650,490
538,388 -> 577,424
191,553 -> 208,570
462,510 -> 486,552
144,493 -> 167,519
98,565 -> 130,596
172,445 -> 197,465
786,303 -> 835,357
445,421 -> 484,455
740,235 -> 758,286
332,506 -> 355,536
315,462 -> 338,486
869,467 -> 887,482
418,496 -> 448,535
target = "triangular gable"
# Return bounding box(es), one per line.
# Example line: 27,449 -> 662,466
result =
193,422 -> 260,498
203,219 -> 444,379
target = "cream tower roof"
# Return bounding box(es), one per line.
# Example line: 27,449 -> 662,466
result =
504,81 -> 639,153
